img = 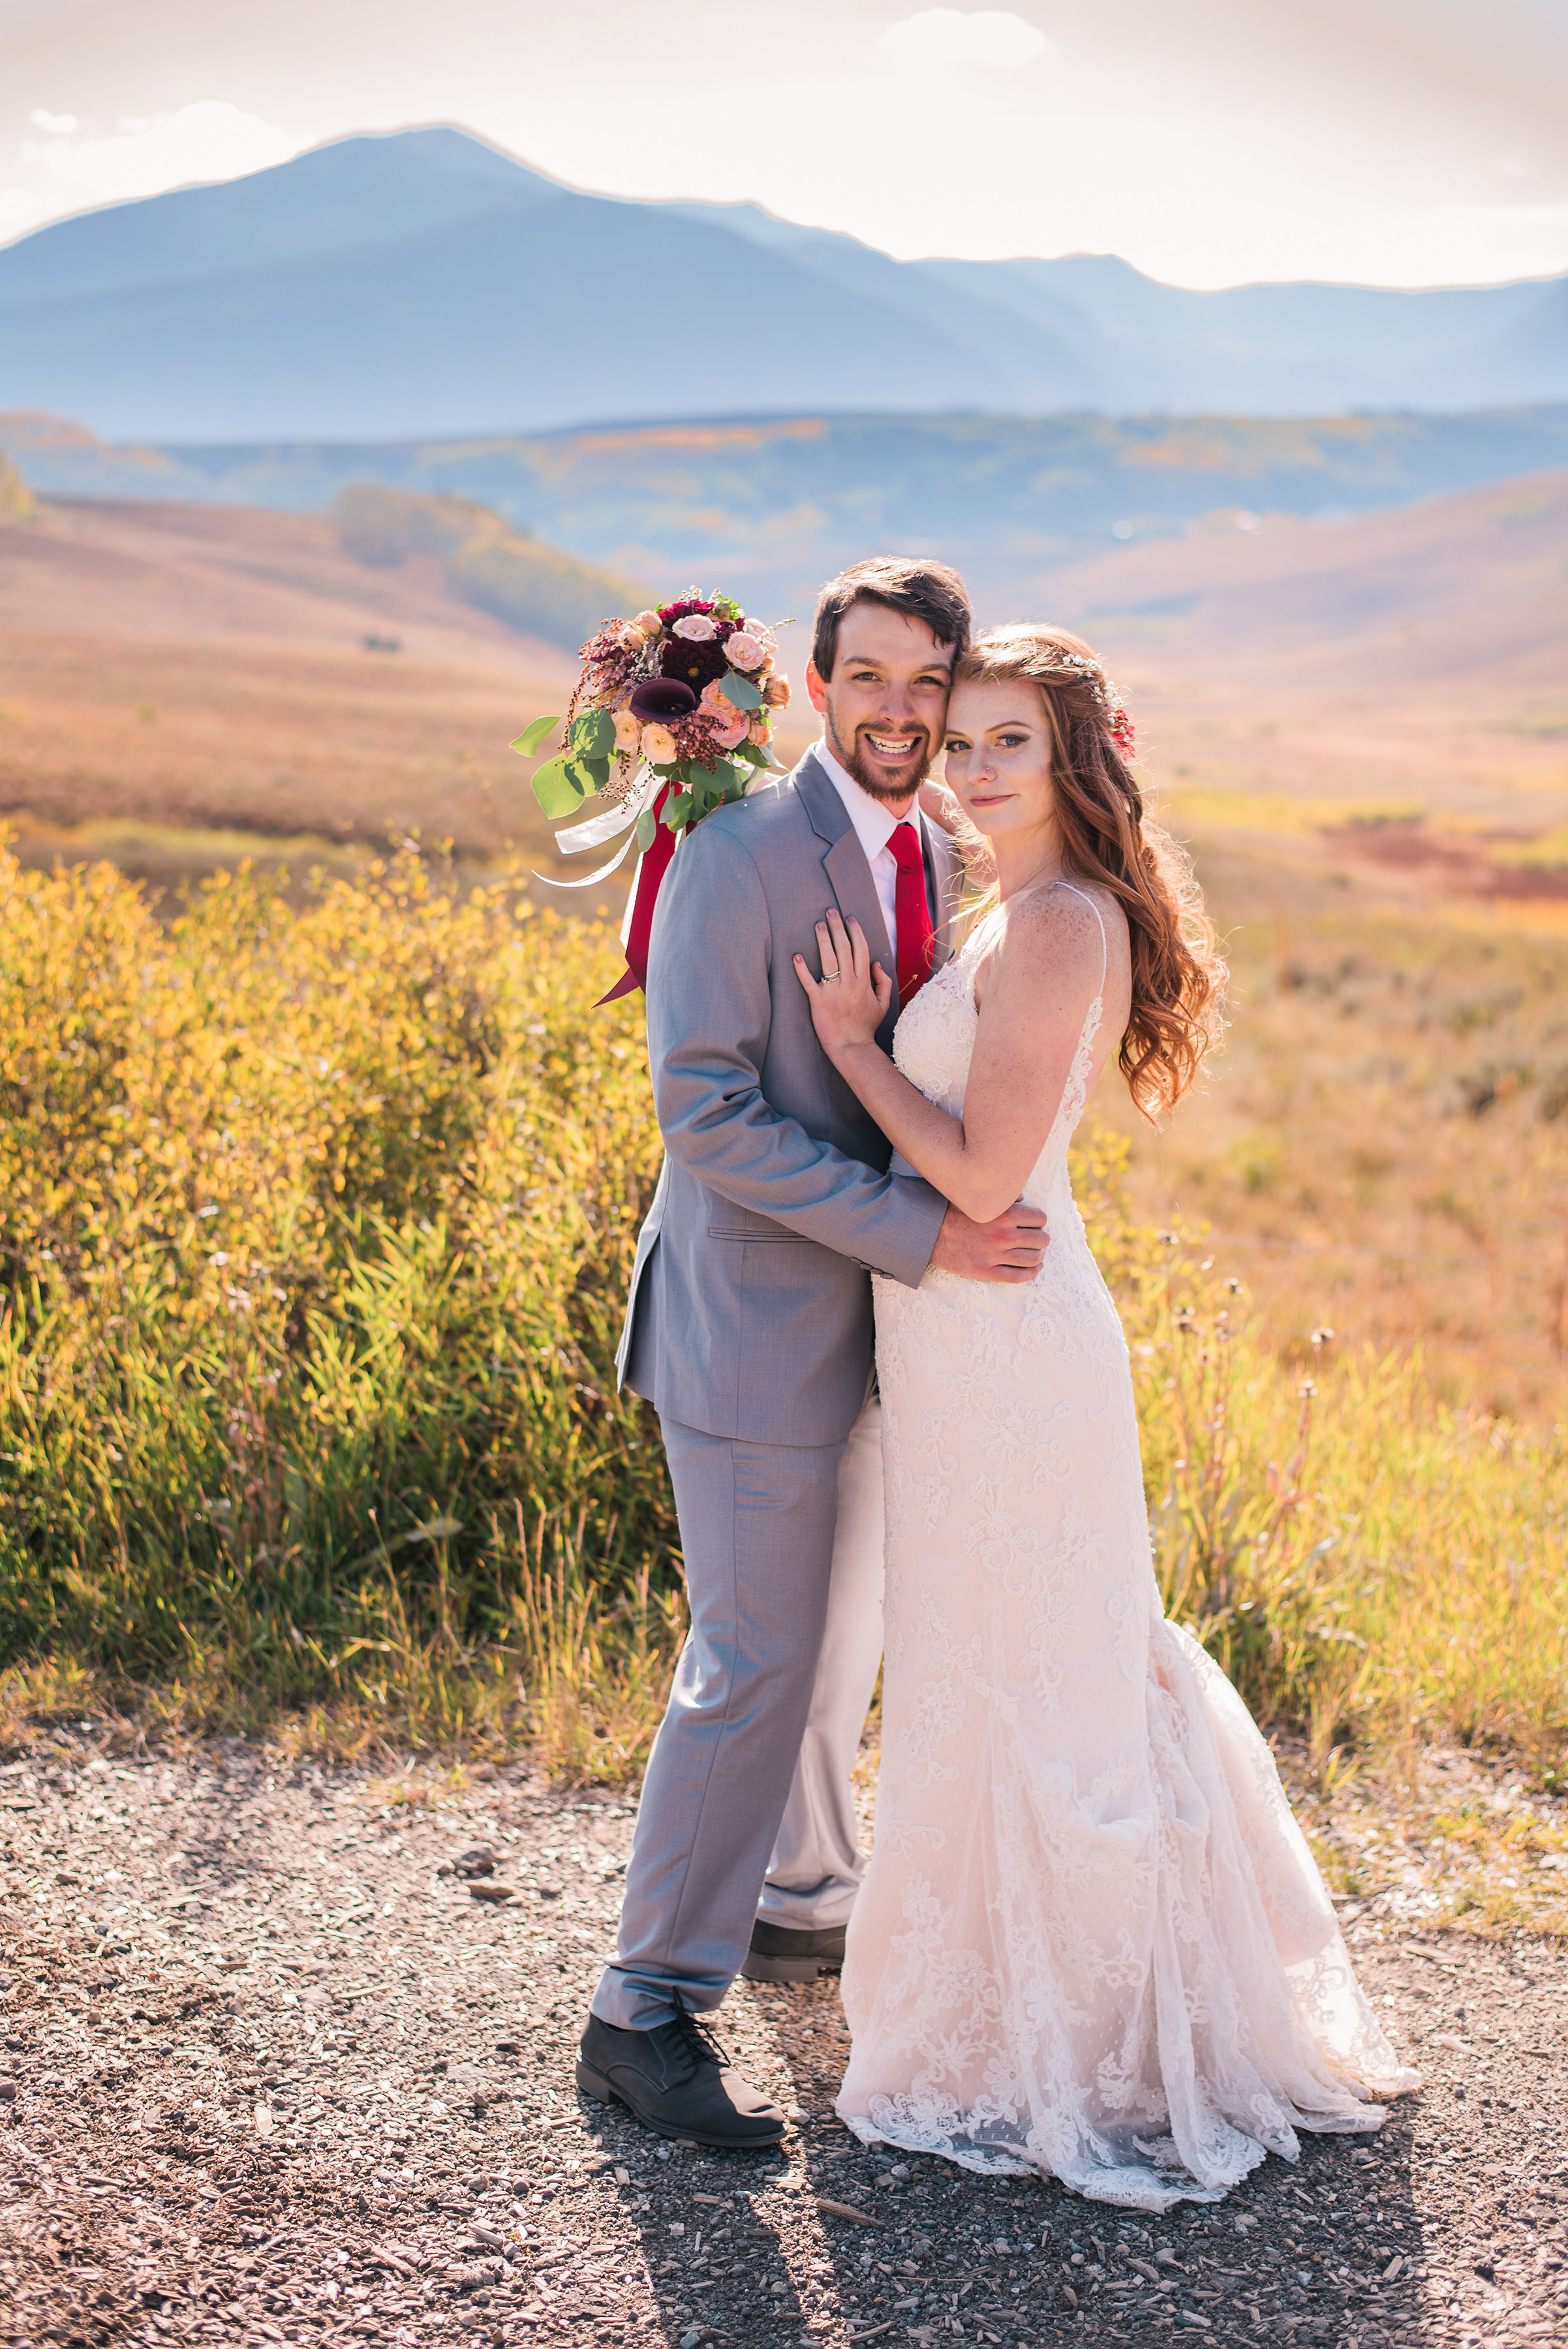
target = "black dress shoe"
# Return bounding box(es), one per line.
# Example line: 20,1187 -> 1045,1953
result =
576,2010 -> 785,2148
739,1918 -> 846,1984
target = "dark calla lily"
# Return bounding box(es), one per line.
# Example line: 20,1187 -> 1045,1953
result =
628,678 -> 698,722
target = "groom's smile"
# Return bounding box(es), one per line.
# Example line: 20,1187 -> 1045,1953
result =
855,722 -> 928,786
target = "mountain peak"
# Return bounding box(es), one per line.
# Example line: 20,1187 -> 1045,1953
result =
0,128 -> 1563,440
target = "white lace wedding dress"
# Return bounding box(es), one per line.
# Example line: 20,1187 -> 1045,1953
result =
837,883 -> 1417,2211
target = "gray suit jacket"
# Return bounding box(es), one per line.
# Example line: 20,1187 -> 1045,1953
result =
617,748 -> 963,1445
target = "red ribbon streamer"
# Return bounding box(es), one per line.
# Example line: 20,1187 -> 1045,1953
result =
595,784 -> 677,1006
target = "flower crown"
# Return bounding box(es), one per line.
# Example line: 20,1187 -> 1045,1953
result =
1051,649 -> 1137,760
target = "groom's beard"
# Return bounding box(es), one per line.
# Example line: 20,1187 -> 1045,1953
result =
830,719 -> 933,805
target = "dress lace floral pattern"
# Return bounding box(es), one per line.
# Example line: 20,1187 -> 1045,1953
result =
838,884 -> 1417,2211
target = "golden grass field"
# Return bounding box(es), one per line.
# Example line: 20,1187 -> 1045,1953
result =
1,476 -> 1564,1419
0,849 -> 1561,1948
0,474 -> 1564,1910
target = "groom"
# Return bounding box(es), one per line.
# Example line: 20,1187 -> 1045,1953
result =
577,557 -> 1049,2145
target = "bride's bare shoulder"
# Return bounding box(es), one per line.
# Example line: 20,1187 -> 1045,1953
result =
971,879 -> 1116,1021
996,876 -> 1124,972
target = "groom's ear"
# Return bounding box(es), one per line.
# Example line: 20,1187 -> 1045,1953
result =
805,658 -> 829,718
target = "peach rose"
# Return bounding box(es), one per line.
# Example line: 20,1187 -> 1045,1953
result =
725,630 -> 766,670
748,714 -> 773,748
699,678 -> 741,719
634,609 -> 663,636
613,707 -> 641,754
762,673 -> 791,709
641,722 -> 678,765
706,710 -> 750,751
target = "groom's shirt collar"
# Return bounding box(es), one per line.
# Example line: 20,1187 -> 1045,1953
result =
813,734 -> 923,955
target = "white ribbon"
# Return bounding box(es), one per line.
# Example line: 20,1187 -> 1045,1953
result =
534,763 -> 661,891
555,793 -> 643,855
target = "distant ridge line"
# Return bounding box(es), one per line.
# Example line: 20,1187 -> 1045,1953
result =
7,406 -> 1567,609
138,393 -> 1568,458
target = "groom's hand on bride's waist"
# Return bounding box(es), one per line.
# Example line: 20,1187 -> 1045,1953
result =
930,1201 -> 1049,1283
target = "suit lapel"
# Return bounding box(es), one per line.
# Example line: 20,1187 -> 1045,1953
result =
795,750 -> 902,1045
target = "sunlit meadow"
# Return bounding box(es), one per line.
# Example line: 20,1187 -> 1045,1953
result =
0,842 -> 1563,1929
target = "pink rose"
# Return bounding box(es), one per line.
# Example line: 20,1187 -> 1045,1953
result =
634,609 -> 663,636
641,722 -> 678,765
613,707 -> 641,754
672,613 -> 716,641
725,630 -> 766,671
707,709 -> 750,750
762,673 -> 791,709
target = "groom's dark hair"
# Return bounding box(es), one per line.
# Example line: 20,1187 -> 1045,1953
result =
811,556 -> 971,679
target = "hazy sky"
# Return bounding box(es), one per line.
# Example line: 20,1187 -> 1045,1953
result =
3,0 -> 1566,287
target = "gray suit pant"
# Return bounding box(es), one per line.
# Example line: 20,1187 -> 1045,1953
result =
591,1394 -> 885,2030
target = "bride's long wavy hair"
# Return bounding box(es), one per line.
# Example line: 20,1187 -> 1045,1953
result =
953,624 -> 1226,1118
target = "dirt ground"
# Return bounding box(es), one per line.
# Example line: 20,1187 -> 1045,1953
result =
2,1743 -> 1566,2349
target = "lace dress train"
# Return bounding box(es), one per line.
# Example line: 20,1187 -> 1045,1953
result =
837,886 -> 1417,2211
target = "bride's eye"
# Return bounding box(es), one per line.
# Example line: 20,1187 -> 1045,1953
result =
997,732 -> 1028,748
944,738 -> 968,755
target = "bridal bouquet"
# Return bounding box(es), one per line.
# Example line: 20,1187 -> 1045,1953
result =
513,591 -> 790,1001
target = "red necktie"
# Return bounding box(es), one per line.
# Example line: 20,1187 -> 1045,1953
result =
888,820 -> 935,1006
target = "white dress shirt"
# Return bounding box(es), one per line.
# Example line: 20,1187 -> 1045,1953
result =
814,735 -> 926,960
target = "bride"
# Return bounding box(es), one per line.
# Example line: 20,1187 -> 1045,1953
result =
793,623 -> 1417,2211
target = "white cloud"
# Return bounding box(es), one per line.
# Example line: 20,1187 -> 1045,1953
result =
7,99 -> 296,237
878,8 -> 1054,68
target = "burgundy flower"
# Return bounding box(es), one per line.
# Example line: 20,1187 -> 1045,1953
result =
658,595 -> 717,628
659,634 -> 730,696
629,677 -> 699,723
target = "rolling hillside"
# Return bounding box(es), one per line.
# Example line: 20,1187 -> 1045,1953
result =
8,405 -> 1568,632
0,126 -> 1564,440
1036,470 -> 1568,696
0,470 -> 1561,877
0,492 -> 636,662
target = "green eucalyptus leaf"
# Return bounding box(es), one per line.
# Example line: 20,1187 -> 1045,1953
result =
664,791 -> 694,830
570,706 -> 617,758
720,668 -> 763,711
635,806 -> 658,852
568,753 -> 611,793
530,753 -> 589,819
512,713 -> 562,758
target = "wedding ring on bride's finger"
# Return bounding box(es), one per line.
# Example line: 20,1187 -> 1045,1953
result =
821,972 -> 842,983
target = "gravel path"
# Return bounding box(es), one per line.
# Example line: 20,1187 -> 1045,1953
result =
1,1742 -> 1565,2349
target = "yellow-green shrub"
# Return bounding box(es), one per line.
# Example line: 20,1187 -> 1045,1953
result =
0,844 -> 674,1750
0,842 -> 1563,1785
1126,1213 -> 1568,1787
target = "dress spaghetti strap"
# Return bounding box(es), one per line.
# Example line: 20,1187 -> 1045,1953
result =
1054,878 -> 1108,989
